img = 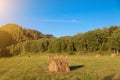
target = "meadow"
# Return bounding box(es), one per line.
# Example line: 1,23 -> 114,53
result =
0,54 -> 120,80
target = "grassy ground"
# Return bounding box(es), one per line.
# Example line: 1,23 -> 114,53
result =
0,54 -> 120,80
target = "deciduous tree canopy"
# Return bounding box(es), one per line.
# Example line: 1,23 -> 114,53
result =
0,24 -> 120,57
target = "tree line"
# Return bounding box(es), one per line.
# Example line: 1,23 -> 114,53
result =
0,24 -> 120,57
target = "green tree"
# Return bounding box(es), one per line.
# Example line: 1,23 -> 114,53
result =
108,27 -> 120,53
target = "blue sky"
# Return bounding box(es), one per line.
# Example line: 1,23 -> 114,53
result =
0,0 -> 120,37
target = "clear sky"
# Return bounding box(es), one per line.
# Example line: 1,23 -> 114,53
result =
0,0 -> 120,37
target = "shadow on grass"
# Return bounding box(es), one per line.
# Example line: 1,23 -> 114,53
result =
70,65 -> 84,71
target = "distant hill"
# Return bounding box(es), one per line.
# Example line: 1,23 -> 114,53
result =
0,24 -> 54,57
0,24 -> 54,43
0,24 -> 53,48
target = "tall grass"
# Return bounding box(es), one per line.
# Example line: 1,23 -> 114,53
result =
0,55 -> 120,80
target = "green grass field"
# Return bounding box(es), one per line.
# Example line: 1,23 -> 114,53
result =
0,54 -> 120,80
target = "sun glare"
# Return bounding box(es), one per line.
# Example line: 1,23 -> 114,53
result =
0,0 -> 10,13
0,0 -> 27,17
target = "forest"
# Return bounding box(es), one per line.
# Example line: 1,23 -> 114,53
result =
0,24 -> 120,57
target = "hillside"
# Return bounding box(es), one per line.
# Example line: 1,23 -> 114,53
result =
0,24 -> 53,43
0,24 -> 54,57
0,30 -> 14,49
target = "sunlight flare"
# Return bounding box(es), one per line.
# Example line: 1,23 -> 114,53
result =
0,0 -> 27,18
0,0 -> 13,14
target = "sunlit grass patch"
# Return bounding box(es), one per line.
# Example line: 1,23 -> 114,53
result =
0,55 -> 120,80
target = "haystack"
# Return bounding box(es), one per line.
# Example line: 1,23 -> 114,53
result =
48,55 -> 70,72
111,53 -> 117,57
95,54 -> 102,58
